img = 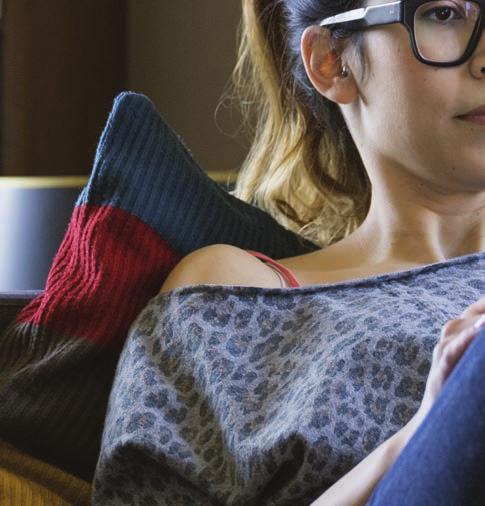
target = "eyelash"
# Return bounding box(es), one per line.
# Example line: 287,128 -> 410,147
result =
420,4 -> 465,22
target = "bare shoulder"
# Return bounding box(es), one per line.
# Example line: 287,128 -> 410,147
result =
159,243 -> 282,294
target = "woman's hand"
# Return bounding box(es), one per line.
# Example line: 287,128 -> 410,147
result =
310,297 -> 485,506
411,296 -> 485,428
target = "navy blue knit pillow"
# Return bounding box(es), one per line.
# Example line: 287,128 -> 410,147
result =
0,91 -> 319,482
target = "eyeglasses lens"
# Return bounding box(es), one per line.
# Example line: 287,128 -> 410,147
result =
414,0 -> 480,62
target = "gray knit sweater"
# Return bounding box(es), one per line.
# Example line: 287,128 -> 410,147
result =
92,250 -> 484,505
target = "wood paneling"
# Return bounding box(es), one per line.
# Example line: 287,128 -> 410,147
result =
1,1 -> 127,176
127,1 -> 248,173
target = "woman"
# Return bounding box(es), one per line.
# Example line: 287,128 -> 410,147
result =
94,0 -> 485,504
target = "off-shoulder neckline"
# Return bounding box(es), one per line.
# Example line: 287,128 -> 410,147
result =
156,249 -> 484,300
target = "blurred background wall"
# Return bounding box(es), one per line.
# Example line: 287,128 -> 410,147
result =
127,1 -> 249,173
0,0 -> 248,177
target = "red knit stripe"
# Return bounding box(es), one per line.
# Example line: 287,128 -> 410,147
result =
14,205 -> 181,350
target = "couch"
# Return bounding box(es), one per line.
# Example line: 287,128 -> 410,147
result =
0,291 -> 41,333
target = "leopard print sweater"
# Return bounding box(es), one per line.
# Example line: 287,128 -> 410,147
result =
93,250 -> 484,505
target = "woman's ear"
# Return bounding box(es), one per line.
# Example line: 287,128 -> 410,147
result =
300,25 -> 358,105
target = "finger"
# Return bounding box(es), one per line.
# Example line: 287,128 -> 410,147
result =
448,319 -> 484,355
440,325 -> 479,372
440,314 -> 485,347
460,297 -> 485,319
440,318 -> 468,341
473,314 -> 485,332
441,308 -> 485,341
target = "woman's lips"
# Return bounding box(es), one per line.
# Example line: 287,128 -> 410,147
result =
457,114 -> 485,126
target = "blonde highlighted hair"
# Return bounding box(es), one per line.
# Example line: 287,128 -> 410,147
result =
220,0 -> 372,248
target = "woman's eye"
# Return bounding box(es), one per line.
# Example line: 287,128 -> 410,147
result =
421,5 -> 464,22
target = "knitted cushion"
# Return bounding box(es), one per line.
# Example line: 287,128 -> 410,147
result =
0,91 -> 319,482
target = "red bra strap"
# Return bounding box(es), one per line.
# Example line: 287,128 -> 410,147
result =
245,250 -> 301,287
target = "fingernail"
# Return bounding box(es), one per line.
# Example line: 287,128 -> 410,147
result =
473,315 -> 485,331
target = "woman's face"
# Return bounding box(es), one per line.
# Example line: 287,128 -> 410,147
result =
302,0 -> 485,194
358,7 -> 485,190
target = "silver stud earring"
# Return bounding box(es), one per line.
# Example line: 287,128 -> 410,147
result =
341,64 -> 349,78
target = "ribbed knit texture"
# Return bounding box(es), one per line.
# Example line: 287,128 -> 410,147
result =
0,91 -> 319,483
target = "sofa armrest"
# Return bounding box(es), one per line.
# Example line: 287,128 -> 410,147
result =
0,290 -> 43,334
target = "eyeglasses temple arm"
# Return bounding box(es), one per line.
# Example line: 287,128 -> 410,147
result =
319,1 -> 402,31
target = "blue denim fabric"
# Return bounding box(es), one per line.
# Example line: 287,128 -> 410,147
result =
367,325 -> 485,506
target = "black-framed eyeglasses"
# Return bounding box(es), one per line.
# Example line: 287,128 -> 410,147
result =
319,0 -> 485,67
